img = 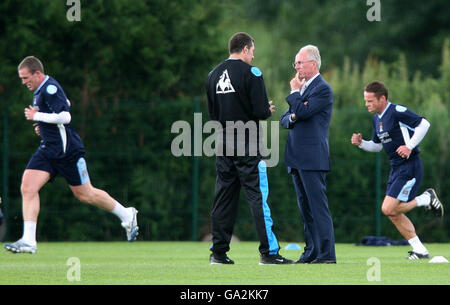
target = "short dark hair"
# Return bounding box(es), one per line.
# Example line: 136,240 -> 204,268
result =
228,32 -> 254,54
18,56 -> 44,74
365,81 -> 388,100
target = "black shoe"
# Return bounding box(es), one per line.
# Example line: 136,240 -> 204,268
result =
424,188 -> 444,218
259,254 -> 294,265
309,259 -> 336,264
210,253 -> 234,265
407,251 -> 429,260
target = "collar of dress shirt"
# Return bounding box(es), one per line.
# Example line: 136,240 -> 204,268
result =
304,72 -> 320,88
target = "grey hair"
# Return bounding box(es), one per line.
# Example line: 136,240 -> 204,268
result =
299,45 -> 321,70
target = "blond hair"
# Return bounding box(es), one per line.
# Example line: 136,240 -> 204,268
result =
18,56 -> 44,74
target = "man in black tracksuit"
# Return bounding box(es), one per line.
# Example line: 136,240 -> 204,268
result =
205,32 -> 293,265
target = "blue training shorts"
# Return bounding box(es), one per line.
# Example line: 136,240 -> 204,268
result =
26,149 -> 90,186
386,156 -> 423,202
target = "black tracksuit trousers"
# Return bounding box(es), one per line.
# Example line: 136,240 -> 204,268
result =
210,155 -> 280,256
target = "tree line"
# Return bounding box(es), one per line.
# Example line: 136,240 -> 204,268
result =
1,1 -> 448,242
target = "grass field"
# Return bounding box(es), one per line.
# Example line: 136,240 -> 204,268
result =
0,242 -> 449,285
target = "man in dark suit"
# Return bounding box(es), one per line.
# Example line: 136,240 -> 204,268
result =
280,45 -> 336,264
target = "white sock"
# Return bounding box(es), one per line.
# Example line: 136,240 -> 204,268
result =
111,201 -> 132,223
408,236 -> 428,254
22,221 -> 37,246
415,192 -> 431,207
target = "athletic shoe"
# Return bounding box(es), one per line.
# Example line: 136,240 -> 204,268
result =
407,251 -> 429,260
210,253 -> 234,265
4,239 -> 37,254
121,207 -> 139,242
259,253 -> 294,265
424,188 -> 444,218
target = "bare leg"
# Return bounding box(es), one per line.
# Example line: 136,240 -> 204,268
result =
70,181 -> 116,211
21,169 -> 51,222
387,214 -> 417,240
70,180 -> 134,231
381,196 -> 418,240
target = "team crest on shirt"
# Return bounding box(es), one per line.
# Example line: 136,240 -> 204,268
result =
46,84 -> 58,95
216,69 -> 235,94
396,105 -> 407,112
251,66 -> 262,77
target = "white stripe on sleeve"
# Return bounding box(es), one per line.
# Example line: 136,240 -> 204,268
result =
33,111 -> 71,124
359,140 -> 383,152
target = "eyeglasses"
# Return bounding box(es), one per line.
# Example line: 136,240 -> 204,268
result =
292,60 -> 314,68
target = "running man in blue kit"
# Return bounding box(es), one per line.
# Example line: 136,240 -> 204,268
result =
351,81 -> 444,260
4,56 -> 138,254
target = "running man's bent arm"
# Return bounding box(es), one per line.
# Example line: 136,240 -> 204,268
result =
33,111 -> 71,124
405,118 -> 430,150
359,140 -> 383,152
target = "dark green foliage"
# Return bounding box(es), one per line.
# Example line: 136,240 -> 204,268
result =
0,1 -> 448,243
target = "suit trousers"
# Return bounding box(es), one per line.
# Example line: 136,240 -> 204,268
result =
291,168 -> 336,262
210,156 -> 280,256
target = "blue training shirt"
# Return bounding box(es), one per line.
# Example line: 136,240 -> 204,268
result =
371,102 -> 423,166
33,76 -> 85,158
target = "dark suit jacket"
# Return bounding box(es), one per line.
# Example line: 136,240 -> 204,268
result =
280,74 -> 333,172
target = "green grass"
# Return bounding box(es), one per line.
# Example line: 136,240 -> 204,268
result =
0,242 -> 449,285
